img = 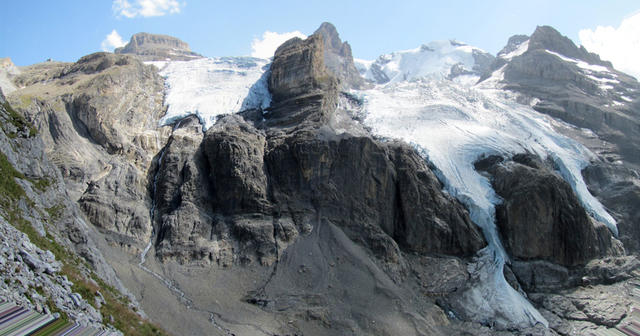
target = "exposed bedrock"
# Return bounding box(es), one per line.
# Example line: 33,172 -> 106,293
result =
476,154 -> 621,267
150,22 -> 486,272
115,32 -> 203,61
583,163 -> 640,252
8,52 -> 168,249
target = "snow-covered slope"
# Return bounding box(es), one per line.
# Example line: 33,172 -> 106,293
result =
353,40 -> 618,328
148,57 -> 271,130
355,40 -> 494,84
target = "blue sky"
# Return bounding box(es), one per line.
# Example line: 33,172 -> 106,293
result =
1,1 -> 639,70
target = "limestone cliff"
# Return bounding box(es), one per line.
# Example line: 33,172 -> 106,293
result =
115,32 -> 202,61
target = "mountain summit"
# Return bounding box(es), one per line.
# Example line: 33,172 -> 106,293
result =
115,32 -> 202,61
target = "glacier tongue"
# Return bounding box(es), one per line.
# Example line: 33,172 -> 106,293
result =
148,57 -> 271,130
355,76 -> 617,328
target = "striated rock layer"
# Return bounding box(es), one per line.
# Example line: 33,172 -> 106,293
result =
115,32 -> 202,61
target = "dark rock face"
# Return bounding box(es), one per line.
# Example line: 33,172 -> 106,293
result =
583,163 -> 640,251
153,116 -> 485,266
478,154 -> 617,266
512,256 -> 639,292
265,134 -> 485,258
115,32 -> 202,61
392,145 -> 485,254
150,26 -> 485,270
204,116 -> 270,214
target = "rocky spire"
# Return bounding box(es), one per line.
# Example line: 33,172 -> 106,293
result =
313,22 -> 365,89
268,22 -> 364,105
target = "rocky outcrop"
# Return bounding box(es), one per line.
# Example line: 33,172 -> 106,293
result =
7,52 -> 168,249
204,115 -> 270,214
512,255 -> 640,292
269,34 -> 337,103
477,154 -> 618,266
527,26 -> 610,66
484,25 -> 640,255
146,25 -> 485,269
313,22 -> 365,89
267,22 -> 363,126
583,163 -> 640,252
115,32 -> 202,61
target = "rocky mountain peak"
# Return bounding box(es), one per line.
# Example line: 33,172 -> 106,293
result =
497,34 -> 529,57
528,25 -> 610,66
115,32 -> 202,61
313,22 -> 365,89
314,22 -> 343,50
267,22 -> 365,127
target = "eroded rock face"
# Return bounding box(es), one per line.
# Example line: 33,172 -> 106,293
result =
149,26 -> 485,271
152,113 -> 485,268
0,88 -> 142,329
313,22 -> 365,89
487,26 -> 640,165
115,32 -> 202,61
583,163 -> 640,252
269,34 -> 337,104
484,25 -> 640,259
478,154 -> 618,266
7,52 -> 168,248
204,115 -> 270,215
527,26 -> 610,66
264,133 -> 485,261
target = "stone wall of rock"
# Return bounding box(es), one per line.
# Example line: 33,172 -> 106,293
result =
7,52 -> 169,250
149,26 -> 486,274
477,154 -> 619,266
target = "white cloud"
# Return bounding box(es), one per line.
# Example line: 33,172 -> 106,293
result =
579,12 -> 640,79
113,0 -> 184,18
251,31 -> 307,59
101,30 -> 127,52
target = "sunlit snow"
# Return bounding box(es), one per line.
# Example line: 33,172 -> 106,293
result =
148,57 -> 271,130
499,40 -> 530,60
545,50 -> 610,73
359,40 -> 487,83
354,42 -> 617,327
